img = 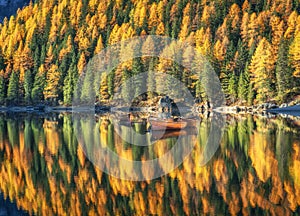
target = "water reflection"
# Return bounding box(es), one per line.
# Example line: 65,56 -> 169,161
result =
0,113 -> 299,214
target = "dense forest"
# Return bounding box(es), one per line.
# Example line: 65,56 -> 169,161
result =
0,0 -> 300,106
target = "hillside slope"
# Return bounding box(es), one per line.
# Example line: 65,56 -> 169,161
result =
0,0 -> 299,106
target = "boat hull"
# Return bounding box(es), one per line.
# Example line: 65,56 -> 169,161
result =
149,118 -> 187,130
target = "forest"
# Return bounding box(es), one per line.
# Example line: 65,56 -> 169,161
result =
0,0 -> 300,106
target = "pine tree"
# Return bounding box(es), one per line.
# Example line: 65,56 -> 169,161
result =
237,67 -> 250,103
63,65 -> 77,105
276,39 -> 293,102
7,71 -> 19,104
31,65 -> 46,103
121,67 -> 133,103
228,73 -> 237,103
147,58 -> 157,99
247,83 -> 255,105
132,58 -> 144,98
107,70 -> 115,99
0,71 -> 5,105
24,70 -> 33,104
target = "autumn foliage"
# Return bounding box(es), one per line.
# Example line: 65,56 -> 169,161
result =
0,0 -> 300,106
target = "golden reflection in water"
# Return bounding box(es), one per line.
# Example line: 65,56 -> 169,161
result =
0,114 -> 299,215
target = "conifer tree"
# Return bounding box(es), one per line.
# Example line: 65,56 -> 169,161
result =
249,38 -> 275,102
7,71 -> 19,104
132,58 -> 144,98
0,71 -> 5,105
107,70 -> 115,99
237,66 -> 250,103
63,65 -> 77,105
44,64 -> 60,102
276,39 -> 293,102
31,65 -> 46,103
24,70 -> 33,103
121,67 -> 133,103
289,32 -> 300,78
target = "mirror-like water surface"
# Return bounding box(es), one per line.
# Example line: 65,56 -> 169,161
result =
0,113 -> 300,215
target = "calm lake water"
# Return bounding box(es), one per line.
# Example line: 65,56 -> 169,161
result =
0,112 -> 300,215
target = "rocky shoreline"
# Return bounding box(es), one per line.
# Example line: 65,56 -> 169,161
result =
1,102 -> 300,117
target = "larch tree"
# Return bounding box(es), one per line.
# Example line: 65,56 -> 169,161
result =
270,16 -> 284,60
155,22 -> 165,36
43,64 -> 60,102
289,31 -> 300,78
249,38 -> 275,102
99,72 -> 110,101
148,3 -> 158,29
77,53 -> 86,75
284,11 -> 298,39
178,15 -> 190,41
240,12 -> 249,45
247,13 -> 259,49
94,34 -> 104,55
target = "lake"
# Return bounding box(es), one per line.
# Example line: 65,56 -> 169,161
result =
0,112 -> 299,215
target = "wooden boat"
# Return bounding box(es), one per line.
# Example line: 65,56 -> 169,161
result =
149,118 -> 187,130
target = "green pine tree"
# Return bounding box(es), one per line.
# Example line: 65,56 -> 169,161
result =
238,65 -> 250,103
63,64 -> 78,105
24,70 -> 33,104
228,73 -> 238,103
31,72 -> 46,104
7,71 -> 19,104
276,39 -> 293,102
132,58 -> 144,97
121,67 -> 133,103
0,74 -> 5,105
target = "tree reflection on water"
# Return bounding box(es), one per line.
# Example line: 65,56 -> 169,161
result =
0,113 -> 299,215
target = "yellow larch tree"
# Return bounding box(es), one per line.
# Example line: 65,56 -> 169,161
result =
227,3 -> 241,35
194,27 -> 211,56
270,16 -> 284,60
249,38 -> 275,102
45,45 -> 54,70
148,3 -> 158,29
240,12 -> 249,44
156,22 -> 165,35
58,35 -> 73,61
44,64 -> 60,100
48,6 -> 60,43
213,36 -> 229,62
76,27 -> 91,56
94,35 -> 104,55
247,13 -> 259,48
108,24 -> 121,45
242,0 -> 250,12
77,53 -> 86,75
284,11 -> 298,39
289,32 -> 300,77
178,16 -> 190,41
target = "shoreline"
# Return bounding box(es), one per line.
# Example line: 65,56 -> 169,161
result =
0,104 -> 299,116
